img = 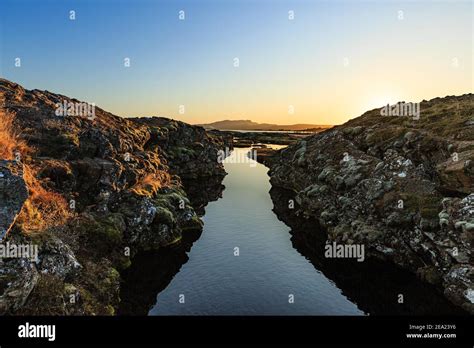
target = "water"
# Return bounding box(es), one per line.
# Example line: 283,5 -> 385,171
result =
120,147 -> 463,315
149,148 -> 363,315
227,130 -> 317,134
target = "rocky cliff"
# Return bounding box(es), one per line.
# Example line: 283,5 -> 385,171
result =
268,94 -> 474,313
0,78 -> 227,314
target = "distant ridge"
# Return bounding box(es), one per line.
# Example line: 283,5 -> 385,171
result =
197,119 -> 332,131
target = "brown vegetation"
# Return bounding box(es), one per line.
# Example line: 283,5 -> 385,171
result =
0,112 -> 70,234
0,112 -> 29,160
131,172 -> 171,197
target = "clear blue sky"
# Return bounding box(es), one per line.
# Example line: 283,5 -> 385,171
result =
1,0 -> 472,124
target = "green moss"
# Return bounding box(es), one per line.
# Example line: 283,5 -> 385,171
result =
365,127 -> 405,147
79,213 -> 124,249
75,261 -> 120,315
162,235 -> 183,247
116,256 -> 132,270
419,196 -> 441,219
154,206 -> 176,226
74,213 -> 127,271
118,196 -> 140,218
104,305 -> 116,315
77,287 -> 115,315
17,270 -> 118,315
99,216 -> 124,244
399,193 -> 421,210
16,274 -> 66,315
168,146 -> 196,158
152,190 -> 190,213
181,214 -> 203,232
398,193 -> 440,219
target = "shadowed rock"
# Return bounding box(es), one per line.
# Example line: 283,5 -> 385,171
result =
0,160 -> 28,240
0,78 -> 229,315
269,186 -> 467,315
267,94 -> 474,313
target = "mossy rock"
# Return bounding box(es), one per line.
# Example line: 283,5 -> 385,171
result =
16,274 -> 66,315
152,189 -> 190,214
152,191 -> 187,210
116,256 -> 132,270
168,146 -> 196,158
365,127 -> 405,147
75,213 -> 125,256
398,193 -> 441,219
94,215 -> 124,246
153,206 -> 176,226
181,214 -> 204,232
74,261 -> 120,315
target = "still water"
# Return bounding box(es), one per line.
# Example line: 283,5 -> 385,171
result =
149,148 -> 363,315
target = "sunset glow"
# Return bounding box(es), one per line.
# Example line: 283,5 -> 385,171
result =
1,0 -> 472,125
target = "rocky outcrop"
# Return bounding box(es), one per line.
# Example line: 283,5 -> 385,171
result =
268,94 -> 474,313
252,147 -> 278,167
119,177 -> 225,315
132,117 -> 228,179
0,160 -> 28,239
269,187 -> 466,315
0,257 -> 39,313
0,78 -> 227,314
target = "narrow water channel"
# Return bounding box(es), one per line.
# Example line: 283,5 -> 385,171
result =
118,147 -> 462,315
149,148 -> 363,315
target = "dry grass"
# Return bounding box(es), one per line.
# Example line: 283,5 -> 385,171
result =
0,112 -> 29,160
131,172 -> 171,196
18,165 -> 71,234
1,111 -> 70,234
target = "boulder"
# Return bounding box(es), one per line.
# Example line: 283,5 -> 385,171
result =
0,160 -> 28,240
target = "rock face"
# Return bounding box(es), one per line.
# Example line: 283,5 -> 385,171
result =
0,78 -> 226,314
268,94 -> 474,313
132,117 -> 228,179
252,147 -> 278,167
268,187 -> 466,315
0,257 -> 39,313
119,177 -> 226,315
0,160 -> 28,239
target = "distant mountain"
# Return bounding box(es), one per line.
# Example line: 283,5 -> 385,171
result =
197,119 -> 332,131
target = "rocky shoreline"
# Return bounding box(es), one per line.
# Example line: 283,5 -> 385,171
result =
265,94 -> 474,313
0,79 -> 228,314
1,78 -> 472,315
269,186 -> 467,315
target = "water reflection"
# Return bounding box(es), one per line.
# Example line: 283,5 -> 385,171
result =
119,148 -> 465,316
118,177 -> 225,315
269,186 -> 466,315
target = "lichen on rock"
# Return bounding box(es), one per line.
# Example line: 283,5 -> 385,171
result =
268,93 -> 474,313
0,78 -> 227,315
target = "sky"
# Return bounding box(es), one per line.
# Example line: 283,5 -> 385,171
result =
0,0 -> 472,125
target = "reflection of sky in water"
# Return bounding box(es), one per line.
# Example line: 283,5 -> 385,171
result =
150,148 -> 362,315
264,144 -> 287,150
